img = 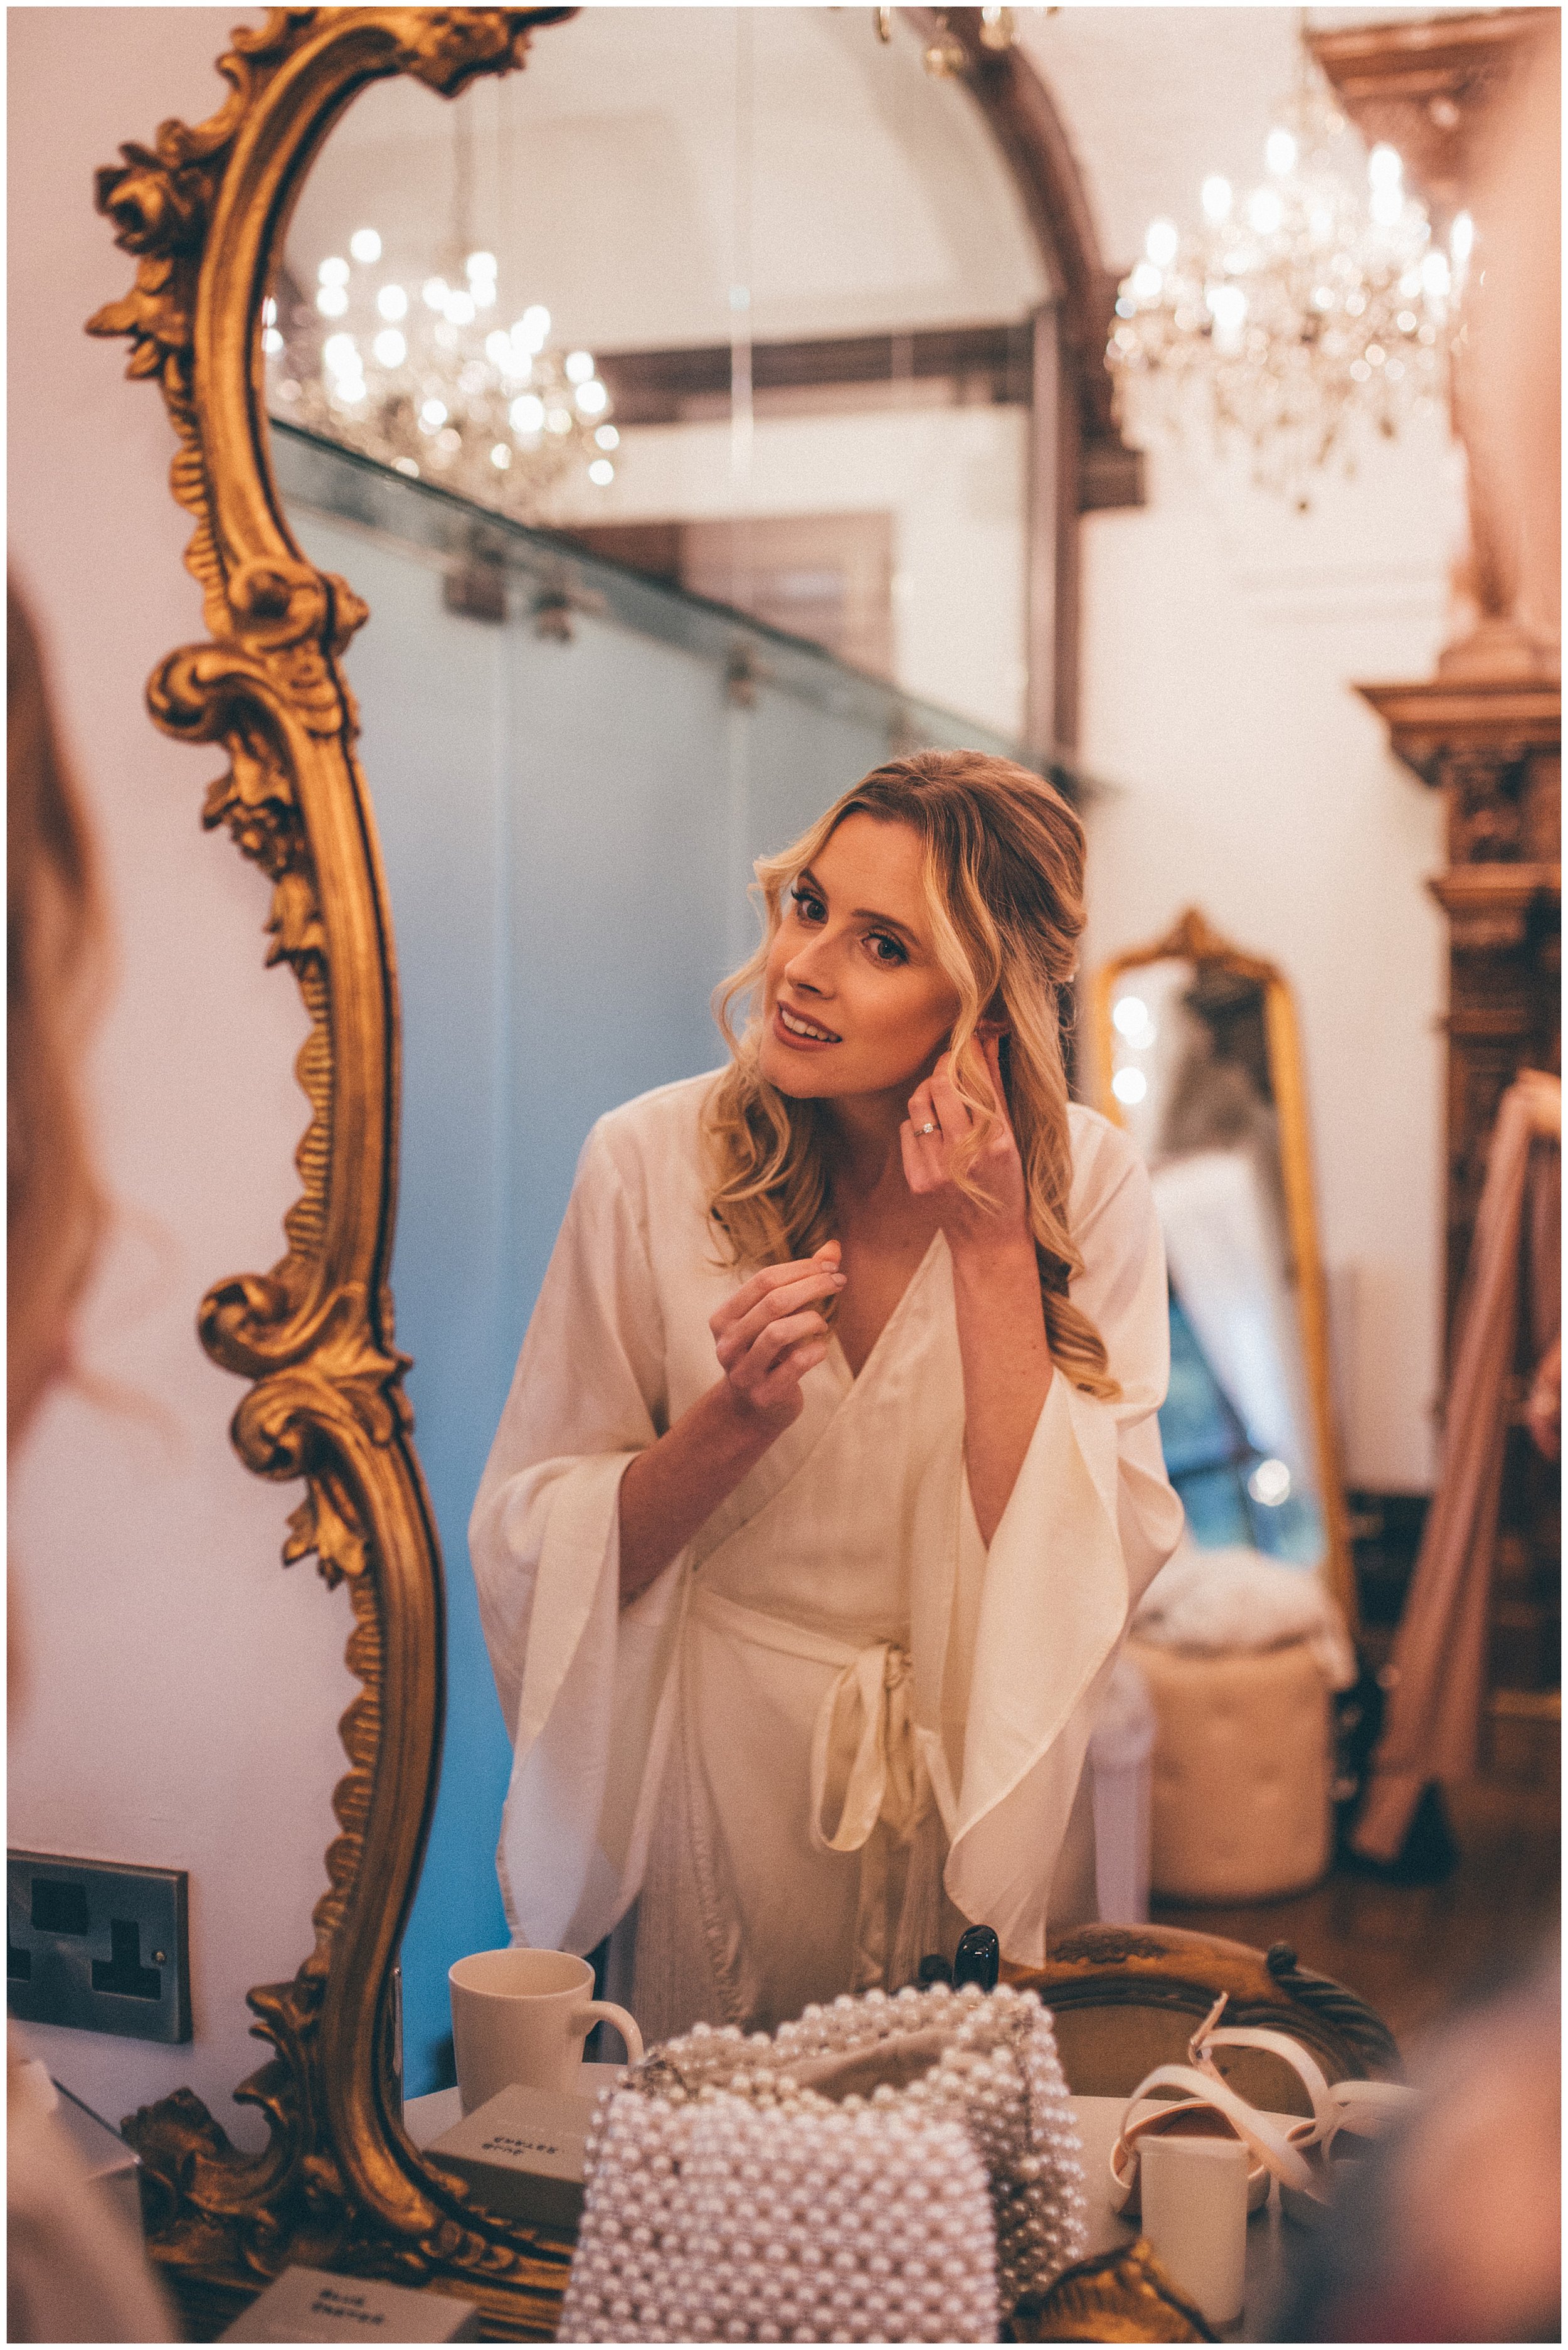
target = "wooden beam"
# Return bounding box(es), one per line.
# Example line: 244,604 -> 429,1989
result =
1309,10 -> 1552,216
595,321 -> 1142,526
596,322 -> 1033,422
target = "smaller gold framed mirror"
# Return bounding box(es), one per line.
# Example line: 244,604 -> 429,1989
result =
1093,908 -> 1356,1632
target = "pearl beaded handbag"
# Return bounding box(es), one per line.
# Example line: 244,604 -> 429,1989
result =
558,1979 -> 1089,2343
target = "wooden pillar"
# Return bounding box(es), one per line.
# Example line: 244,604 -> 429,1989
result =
1354,678 -> 1560,1349
1024,303 -> 1082,758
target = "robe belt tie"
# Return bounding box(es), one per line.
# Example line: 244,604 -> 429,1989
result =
808,1640 -> 931,1856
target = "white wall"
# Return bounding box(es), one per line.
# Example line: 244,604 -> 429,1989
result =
1026,6 -> 1457,1490
8,7 -> 356,2147
1078,433 -> 1454,1491
548,401 -> 1031,739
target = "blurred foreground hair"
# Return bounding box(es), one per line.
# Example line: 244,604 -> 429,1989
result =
8,581 -> 107,1448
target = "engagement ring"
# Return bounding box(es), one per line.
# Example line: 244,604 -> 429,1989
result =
918,1120 -> 938,1135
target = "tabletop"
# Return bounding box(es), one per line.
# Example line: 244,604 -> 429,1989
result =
403,2081 -> 1299,2342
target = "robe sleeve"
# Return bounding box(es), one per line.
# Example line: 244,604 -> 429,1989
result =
940,1114 -> 1185,1963
470,1120 -> 687,1956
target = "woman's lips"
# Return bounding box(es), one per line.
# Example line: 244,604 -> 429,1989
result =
773,1000 -> 842,1048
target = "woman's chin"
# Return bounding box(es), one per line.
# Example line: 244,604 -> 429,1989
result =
758,1037 -> 837,1097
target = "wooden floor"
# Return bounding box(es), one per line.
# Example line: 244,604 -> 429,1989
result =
1149,1725 -> 1560,2055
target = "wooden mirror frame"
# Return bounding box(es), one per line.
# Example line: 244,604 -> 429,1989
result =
87,8 -> 1135,2333
1091,908 -> 1358,1638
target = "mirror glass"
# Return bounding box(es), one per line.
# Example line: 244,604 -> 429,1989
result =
1105,953 -> 1328,1570
265,8 -> 1059,2097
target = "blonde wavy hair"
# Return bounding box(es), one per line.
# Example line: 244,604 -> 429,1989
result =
701,748 -> 1118,1400
8,582 -> 108,1450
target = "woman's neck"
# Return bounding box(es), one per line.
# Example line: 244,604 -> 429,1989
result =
821,1088 -> 923,1221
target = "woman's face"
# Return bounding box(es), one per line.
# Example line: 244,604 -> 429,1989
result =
756,812 -> 962,1105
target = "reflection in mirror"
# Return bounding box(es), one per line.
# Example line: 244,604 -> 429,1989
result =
266,6 -> 1074,2098
1096,917 -> 1351,1604
269,7 -> 1046,725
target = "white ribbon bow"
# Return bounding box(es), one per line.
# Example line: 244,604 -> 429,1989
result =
808,1641 -> 936,1989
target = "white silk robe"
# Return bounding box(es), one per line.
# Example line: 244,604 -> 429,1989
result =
471,1073 -> 1184,2041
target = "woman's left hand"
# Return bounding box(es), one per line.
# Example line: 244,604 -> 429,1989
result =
899,1033 -> 1032,1263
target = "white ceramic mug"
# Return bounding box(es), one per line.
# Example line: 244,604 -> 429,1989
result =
448,1948 -> 644,2115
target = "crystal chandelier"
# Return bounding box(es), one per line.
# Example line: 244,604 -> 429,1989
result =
264,230 -> 619,523
1105,55 -> 1466,505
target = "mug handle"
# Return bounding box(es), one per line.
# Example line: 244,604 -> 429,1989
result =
578,1999 -> 644,2065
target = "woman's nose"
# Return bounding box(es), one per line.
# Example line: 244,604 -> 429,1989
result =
783,932 -> 835,996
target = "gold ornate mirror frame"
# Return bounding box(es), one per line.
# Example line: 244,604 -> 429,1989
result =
1092,907 -> 1357,1635
89,8 -> 579,2336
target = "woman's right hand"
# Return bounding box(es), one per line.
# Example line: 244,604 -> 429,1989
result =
710,1240 -> 844,1427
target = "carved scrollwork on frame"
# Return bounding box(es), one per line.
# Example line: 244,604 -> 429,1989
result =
91,8 -> 578,2334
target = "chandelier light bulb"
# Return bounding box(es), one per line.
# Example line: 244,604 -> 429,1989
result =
575,379 -> 609,416
376,285 -> 408,322
349,228 -> 382,264
490,444 -> 512,469
423,277 -> 450,312
588,457 -> 615,487
510,393 -> 545,434
1200,175 -> 1232,225
521,304 -> 551,348
545,406 -> 573,436
420,398 -> 447,429
316,285 -> 349,319
446,290 -> 477,326
595,425 -> 620,450
1264,128 -> 1297,176
1130,260 -> 1163,300
466,250 -> 497,281
564,349 -> 596,384
1145,219 -> 1180,268
318,255 -> 349,287
373,329 -> 406,367
1422,250 -> 1451,299
1205,282 -> 1248,353
1367,144 -> 1403,189
1247,187 -> 1285,235
1449,211 -> 1473,264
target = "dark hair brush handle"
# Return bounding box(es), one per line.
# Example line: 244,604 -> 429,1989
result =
951,1924 -> 1000,1991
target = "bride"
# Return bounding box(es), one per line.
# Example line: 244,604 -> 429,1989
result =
471,748 -> 1184,2041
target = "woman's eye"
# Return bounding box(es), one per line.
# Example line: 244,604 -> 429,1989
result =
790,886 -> 825,923
867,931 -> 906,965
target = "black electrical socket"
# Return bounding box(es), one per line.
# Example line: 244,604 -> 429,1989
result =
7,1851 -> 191,2043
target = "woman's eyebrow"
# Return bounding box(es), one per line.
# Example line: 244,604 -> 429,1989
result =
797,865 -> 923,945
